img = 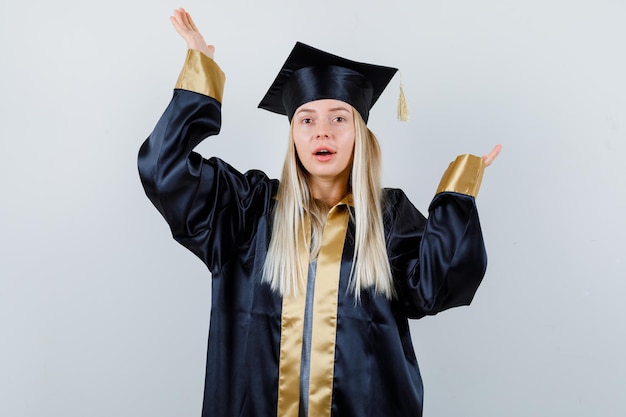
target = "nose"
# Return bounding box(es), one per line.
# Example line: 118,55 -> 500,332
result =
316,120 -> 331,139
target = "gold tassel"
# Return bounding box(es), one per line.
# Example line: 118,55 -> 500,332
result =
397,72 -> 409,122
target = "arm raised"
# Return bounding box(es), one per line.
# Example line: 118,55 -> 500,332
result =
170,8 -> 215,59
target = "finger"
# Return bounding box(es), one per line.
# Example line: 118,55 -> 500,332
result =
482,145 -> 499,166
170,15 -> 182,33
170,15 -> 186,36
482,144 -> 502,167
178,9 -> 187,28
482,152 -> 495,167
181,10 -> 194,31
172,8 -> 184,24
170,9 -> 186,29
187,12 -> 199,32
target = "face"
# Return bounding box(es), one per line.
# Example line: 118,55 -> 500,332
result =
292,99 -> 356,186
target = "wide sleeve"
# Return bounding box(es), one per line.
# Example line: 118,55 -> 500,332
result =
387,154 -> 488,319
138,50 -> 276,273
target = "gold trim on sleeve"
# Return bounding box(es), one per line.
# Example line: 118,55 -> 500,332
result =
175,49 -> 226,103
436,154 -> 485,197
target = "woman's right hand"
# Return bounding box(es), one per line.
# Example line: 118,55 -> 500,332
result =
170,8 -> 215,59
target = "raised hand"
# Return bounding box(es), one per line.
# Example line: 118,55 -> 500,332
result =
170,8 -> 215,59
482,144 -> 502,167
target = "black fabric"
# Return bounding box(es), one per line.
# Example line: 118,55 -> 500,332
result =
138,88 -> 487,417
258,42 -> 398,122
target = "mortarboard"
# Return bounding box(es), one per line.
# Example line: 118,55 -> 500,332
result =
258,42 -> 407,123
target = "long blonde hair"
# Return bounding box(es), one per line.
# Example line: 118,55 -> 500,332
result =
262,108 -> 395,299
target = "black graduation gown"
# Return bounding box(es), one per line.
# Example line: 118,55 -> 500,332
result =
138,52 -> 487,417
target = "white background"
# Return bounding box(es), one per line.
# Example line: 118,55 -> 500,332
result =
1,0 -> 625,416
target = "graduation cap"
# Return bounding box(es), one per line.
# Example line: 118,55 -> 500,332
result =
258,42 -> 408,123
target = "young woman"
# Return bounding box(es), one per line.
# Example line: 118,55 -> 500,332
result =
138,8 -> 500,417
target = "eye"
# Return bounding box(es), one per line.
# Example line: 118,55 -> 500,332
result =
301,117 -> 313,124
333,116 -> 345,123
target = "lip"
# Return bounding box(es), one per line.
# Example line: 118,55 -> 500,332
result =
312,146 -> 337,162
312,146 -> 336,162
312,146 -> 336,155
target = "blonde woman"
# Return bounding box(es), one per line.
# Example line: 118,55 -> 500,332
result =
138,8 -> 501,417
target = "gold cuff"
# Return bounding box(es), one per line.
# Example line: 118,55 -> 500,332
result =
175,49 -> 226,103
436,154 -> 485,197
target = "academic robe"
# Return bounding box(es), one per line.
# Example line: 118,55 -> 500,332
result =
138,50 -> 488,417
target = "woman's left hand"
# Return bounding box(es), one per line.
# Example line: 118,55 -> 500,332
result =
482,144 -> 502,167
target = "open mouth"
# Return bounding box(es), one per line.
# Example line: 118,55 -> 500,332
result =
313,146 -> 336,156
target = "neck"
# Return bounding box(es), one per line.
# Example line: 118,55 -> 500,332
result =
308,177 -> 349,207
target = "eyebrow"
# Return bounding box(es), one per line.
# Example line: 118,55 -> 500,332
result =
295,106 -> 352,115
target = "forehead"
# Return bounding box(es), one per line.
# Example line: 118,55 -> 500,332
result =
294,99 -> 353,114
